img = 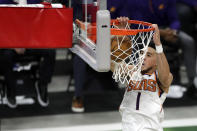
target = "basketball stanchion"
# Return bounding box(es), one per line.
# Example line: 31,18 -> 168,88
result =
0,2 -> 73,48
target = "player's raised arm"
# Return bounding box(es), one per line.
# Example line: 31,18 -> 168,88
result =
152,24 -> 173,93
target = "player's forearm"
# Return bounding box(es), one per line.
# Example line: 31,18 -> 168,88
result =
153,24 -> 173,89
157,52 -> 170,80
156,49 -> 172,89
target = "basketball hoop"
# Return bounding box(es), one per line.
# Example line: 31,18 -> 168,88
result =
74,16 -> 155,85
110,20 -> 154,35
110,20 -> 155,85
75,19 -> 154,41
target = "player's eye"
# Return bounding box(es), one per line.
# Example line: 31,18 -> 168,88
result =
147,53 -> 151,57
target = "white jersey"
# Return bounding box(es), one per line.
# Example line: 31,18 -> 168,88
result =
119,71 -> 167,131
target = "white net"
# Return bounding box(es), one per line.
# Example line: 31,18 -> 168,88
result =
111,21 -> 154,85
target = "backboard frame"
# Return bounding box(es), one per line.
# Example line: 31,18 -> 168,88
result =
71,0 -> 111,72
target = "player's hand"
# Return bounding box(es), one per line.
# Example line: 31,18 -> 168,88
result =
152,24 -> 162,46
14,48 -> 26,54
116,16 -> 129,29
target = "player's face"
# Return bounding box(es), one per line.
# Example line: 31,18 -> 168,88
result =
141,47 -> 157,73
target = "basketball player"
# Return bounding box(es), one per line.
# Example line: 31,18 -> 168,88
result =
111,17 -> 173,131
119,0 -> 197,98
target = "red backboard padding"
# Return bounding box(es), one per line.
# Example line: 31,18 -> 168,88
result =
0,6 -> 73,48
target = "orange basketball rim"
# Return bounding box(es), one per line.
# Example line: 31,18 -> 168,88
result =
75,19 -> 155,42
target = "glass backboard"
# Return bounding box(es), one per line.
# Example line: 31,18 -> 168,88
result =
71,0 -> 111,72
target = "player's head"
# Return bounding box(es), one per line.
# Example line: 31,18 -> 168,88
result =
141,42 -> 157,74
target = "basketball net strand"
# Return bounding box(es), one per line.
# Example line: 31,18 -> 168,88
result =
111,22 -> 154,85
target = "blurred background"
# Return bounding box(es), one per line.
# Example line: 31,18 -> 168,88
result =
0,0 -> 197,131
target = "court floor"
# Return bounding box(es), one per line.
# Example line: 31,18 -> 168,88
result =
165,126 -> 197,131
1,107 -> 197,131
113,127 -> 197,131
